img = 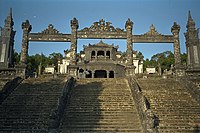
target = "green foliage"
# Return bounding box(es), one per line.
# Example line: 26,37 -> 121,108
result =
25,52 -> 63,74
143,51 -> 186,72
181,53 -> 187,65
13,51 -> 20,65
136,51 -> 144,58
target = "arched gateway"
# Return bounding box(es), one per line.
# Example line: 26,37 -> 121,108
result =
19,18 -> 184,77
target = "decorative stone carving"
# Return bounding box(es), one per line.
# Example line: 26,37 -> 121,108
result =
71,17 -> 79,29
143,24 -> 162,36
125,18 -> 134,68
79,19 -> 124,33
171,22 -> 181,67
70,18 -> 79,67
40,24 -> 60,35
125,18 -> 133,29
184,11 -> 200,70
20,20 -> 32,64
22,20 -> 32,33
0,8 -> 16,68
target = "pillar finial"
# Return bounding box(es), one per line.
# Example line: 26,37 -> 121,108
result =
9,8 -> 12,17
187,10 -> 195,29
188,10 -> 192,21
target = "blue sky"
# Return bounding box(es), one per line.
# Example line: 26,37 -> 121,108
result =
0,0 -> 200,59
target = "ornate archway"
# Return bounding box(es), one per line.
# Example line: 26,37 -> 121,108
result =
19,18 -> 183,77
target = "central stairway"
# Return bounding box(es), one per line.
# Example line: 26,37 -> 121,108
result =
60,78 -> 142,132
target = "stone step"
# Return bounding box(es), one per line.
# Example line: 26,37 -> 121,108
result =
61,129 -> 142,133
60,78 -> 142,132
0,77 -> 66,131
138,78 -> 200,133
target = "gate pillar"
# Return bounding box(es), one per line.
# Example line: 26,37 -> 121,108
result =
20,20 -> 31,65
125,18 -> 135,76
171,22 -> 185,76
70,18 -> 79,65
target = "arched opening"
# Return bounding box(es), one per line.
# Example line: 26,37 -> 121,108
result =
109,71 -> 114,78
91,51 -> 95,59
106,51 -> 110,59
97,51 -> 104,57
94,70 -> 107,78
79,68 -> 84,78
85,70 -> 92,78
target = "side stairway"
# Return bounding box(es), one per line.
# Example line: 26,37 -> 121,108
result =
0,77 -> 66,132
138,78 -> 200,133
60,78 -> 143,133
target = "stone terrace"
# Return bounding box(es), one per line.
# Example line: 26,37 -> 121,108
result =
0,77 -> 67,132
138,78 -> 200,133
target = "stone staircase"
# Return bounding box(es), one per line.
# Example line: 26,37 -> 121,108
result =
60,78 -> 143,132
0,77 -> 66,132
137,78 -> 200,133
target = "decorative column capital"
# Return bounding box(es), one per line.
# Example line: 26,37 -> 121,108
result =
125,18 -> 133,30
70,17 -> 79,29
171,22 -> 180,35
22,20 -> 32,33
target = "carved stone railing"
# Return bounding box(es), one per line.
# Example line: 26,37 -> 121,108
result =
0,77 -> 23,104
48,77 -> 75,132
127,76 -> 159,133
179,77 -> 200,104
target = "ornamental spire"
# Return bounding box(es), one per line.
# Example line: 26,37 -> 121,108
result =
4,8 -> 14,28
186,10 -> 195,30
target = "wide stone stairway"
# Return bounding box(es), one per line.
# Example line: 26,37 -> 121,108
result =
138,78 -> 200,133
60,78 -> 142,132
0,77 -> 66,132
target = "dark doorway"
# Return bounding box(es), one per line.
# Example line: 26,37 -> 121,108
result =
97,51 -> 104,56
106,51 -> 110,59
86,70 -> 92,78
109,71 -> 114,78
94,70 -> 107,78
91,51 -> 95,58
79,68 -> 84,78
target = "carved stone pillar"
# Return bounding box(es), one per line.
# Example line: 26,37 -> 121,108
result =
171,22 -> 186,77
125,18 -> 133,66
20,20 -> 32,65
70,18 -> 79,65
125,18 -> 135,76
171,22 -> 181,67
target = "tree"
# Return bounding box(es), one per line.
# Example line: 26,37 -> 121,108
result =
181,53 -> 187,66
13,51 -> 20,65
48,52 -> 63,71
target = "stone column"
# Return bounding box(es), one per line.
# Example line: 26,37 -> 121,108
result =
125,18 -> 133,66
92,71 -> 95,78
171,22 -> 181,67
171,22 -> 186,77
125,18 -> 135,76
104,51 -> 106,60
107,71 -> 109,78
20,20 -> 32,65
70,18 -> 79,65
95,50 -> 97,60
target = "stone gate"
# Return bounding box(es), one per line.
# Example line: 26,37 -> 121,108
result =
19,15 -> 185,77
